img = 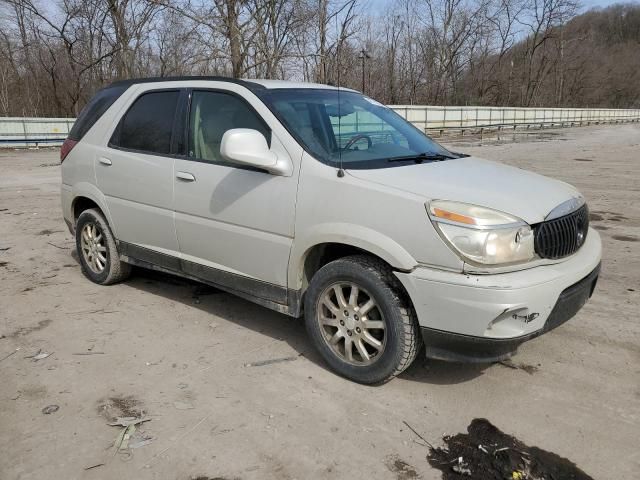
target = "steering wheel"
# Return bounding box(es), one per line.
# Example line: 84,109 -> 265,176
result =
343,134 -> 373,150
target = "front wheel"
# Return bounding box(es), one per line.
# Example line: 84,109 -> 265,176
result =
304,255 -> 422,384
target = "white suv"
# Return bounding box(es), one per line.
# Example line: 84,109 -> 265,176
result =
60,77 -> 601,383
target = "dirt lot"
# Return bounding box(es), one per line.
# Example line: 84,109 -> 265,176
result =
1,124 -> 639,480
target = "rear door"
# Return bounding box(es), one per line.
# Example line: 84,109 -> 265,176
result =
95,87 -> 183,259
173,88 -> 298,300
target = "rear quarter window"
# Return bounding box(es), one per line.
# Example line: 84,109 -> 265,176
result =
111,90 -> 180,155
69,85 -> 129,141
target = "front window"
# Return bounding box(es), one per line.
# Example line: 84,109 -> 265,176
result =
257,88 -> 453,168
189,90 -> 271,163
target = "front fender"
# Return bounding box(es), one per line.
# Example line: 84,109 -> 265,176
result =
288,223 -> 418,290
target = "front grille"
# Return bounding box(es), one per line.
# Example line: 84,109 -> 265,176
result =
534,204 -> 589,259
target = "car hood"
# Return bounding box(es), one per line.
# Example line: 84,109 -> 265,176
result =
347,156 -> 582,224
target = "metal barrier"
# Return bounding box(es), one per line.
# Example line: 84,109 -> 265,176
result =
389,106 -> 640,133
0,117 -> 74,148
1,106 -> 639,148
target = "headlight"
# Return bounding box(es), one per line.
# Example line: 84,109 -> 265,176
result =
428,200 -> 535,265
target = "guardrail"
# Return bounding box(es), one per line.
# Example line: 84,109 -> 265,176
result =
0,117 -> 74,148
1,106 -> 639,148
389,106 -> 640,134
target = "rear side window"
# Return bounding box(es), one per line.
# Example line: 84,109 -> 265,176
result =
114,90 -> 180,155
68,85 -> 128,141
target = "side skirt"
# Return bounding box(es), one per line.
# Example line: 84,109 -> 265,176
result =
118,241 -> 302,317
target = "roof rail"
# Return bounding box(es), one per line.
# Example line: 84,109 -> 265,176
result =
107,76 -> 265,91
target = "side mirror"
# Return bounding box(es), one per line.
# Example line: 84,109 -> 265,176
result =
220,128 -> 290,175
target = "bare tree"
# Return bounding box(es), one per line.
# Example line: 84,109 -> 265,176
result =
106,0 -> 163,78
516,0 -> 577,105
0,0 -> 638,116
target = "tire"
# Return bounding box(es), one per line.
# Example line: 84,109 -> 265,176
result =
304,255 -> 422,384
75,208 -> 131,285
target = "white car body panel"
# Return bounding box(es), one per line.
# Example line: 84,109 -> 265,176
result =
396,229 -> 601,338
348,156 -> 582,224
60,77 -> 602,364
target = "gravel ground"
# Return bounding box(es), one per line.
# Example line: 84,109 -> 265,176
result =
0,124 -> 638,480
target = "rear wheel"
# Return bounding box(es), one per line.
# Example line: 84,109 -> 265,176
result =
304,255 -> 421,384
75,208 -> 130,285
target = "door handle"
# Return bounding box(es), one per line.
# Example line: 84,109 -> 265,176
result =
176,171 -> 196,182
98,157 -> 112,166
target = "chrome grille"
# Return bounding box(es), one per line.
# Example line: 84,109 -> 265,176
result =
534,204 -> 589,259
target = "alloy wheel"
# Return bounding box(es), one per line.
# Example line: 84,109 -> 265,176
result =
80,222 -> 107,274
316,282 -> 386,365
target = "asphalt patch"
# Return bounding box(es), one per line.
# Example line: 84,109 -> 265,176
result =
427,418 -> 593,479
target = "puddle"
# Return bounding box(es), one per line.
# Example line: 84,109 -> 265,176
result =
612,235 -> 638,242
590,211 -> 629,231
444,131 -> 567,147
591,210 -> 628,221
37,229 -> 60,236
427,418 -> 593,479
494,132 -> 565,144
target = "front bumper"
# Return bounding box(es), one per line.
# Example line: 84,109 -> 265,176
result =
419,264 -> 599,362
395,228 -> 602,362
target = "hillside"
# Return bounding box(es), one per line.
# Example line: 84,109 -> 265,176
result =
461,3 -> 640,108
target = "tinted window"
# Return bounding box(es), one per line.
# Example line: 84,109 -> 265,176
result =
69,85 -> 128,141
117,90 -> 180,154
189,91 -> 270,163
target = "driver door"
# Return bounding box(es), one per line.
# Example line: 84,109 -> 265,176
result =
173,89 -> 297,302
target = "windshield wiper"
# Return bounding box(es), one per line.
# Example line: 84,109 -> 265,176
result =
387,152 -> 457,163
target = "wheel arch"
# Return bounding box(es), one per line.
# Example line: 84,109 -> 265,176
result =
289,225 -> 418,292
70,183 -> 116,234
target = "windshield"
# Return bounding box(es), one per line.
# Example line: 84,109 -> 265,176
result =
256,88 -> 453,169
